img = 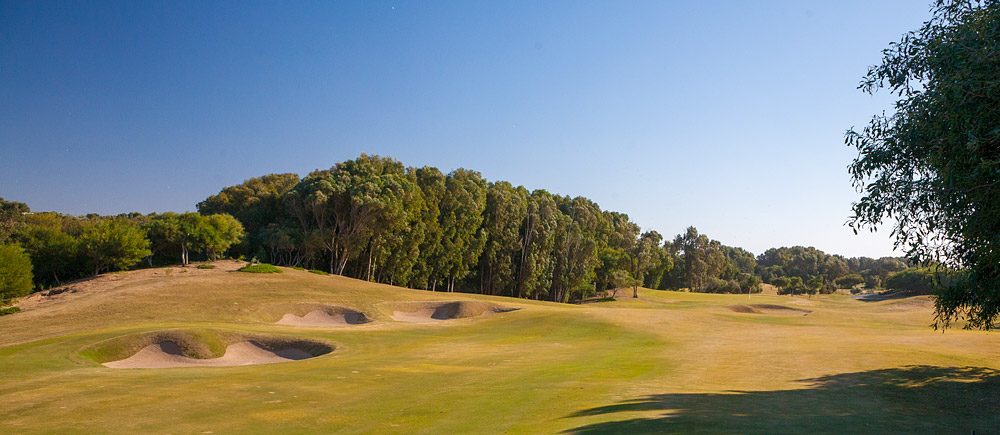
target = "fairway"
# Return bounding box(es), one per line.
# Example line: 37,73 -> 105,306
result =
0,261 -> 996,434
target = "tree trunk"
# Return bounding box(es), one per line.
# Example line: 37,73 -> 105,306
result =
633,286 -> 638,298
335,248 -> 349,275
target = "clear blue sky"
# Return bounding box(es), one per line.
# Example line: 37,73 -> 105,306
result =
1,1 -> 933,258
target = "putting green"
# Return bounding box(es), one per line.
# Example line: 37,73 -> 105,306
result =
1,262 -> 998,433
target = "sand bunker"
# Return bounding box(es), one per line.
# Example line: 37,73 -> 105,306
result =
276,306 -> 370,327
387,301 -> 518,323
728,304 -> 812,316
104,341 -> 322,369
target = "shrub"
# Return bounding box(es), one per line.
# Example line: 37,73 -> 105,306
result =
0,306 -> 20,316
196,264 -> 215,269
292,266 -> 305,271
0,244 -> 34,303
884,267 -> 942,294
237,264 -> 282,274
308,269 -> 330,276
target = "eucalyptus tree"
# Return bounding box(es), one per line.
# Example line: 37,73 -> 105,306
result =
0,198 -> 29,244
846,0 -> 1000,329
412,166 -> 447,290
0,244 -> 33,302
79,218 -> 151,275
287,155 -> 411,275
593,211 -> 637,292
370,167 -> 425,285
18,213 -> 80,287
200,214 -> 245,260
549,196 -> 603,302
624,231 -> 661,298
438,169 -> 487,292
479,181 -> 528,296
198,173 -> 299,258
517,190 -> 560,299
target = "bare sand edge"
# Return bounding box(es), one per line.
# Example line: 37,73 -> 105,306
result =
728,304 -> 813,316
104,341 -> 319,368
385,301 -> 520,323
276,309 -> 369,327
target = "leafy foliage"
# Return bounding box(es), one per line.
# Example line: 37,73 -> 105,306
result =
0,244 -> 34,302
79,219 -> 151,276
846,0 -> 1000,329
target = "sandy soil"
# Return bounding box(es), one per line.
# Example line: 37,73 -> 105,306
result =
728,304 -> 813,316
387,301 -> 517,323
277,309 -> 369,327
103,341 -> 314,368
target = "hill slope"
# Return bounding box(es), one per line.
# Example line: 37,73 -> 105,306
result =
1,262 -> 998,433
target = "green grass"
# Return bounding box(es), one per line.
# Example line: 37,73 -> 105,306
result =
196,264 -> 215,269
0,307 -> 19,316
237,263 -> 282,273
307,269 -> 330,275
1,262 -> 998,433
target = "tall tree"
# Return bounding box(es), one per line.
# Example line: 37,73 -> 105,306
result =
200,214 -> 245,261
412,166 -> 447,290
0,244 -> 34,302
18,214 -> 79,287
79,219 -> 151,275
846,0 -> 1000,329
198,173 -> 300,260
550,196 -> 601,302
287,155 -> 411,275
517,190 -> 560,299
479,182 -> 528,296
0,198 -> 29,244
438,169 -> 487,292
624,231 -> 661,298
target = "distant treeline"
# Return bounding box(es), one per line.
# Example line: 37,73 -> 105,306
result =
0,202 -> 243,301
195,154 -> 919,299
0,154 -> 928,304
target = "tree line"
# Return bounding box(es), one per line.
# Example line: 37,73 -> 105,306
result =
1,154 -> 922,305
0,199 -> 244,302
195,154 -> 917,300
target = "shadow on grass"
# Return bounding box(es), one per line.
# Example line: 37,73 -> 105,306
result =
563,366 -> 999,434
852,289 -> 932,302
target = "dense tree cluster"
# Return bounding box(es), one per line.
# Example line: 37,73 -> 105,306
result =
1,155 -> 925,305
198,155 -> 659,302
196,154 -> 920,302
756,246 -> 907,295
0,197 -> 243,293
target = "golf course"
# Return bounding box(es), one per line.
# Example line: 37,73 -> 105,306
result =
1,260 -> 997,434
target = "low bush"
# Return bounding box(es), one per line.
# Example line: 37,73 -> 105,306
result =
0,306 -> 20,316
292,266 -> 305,271
884,267 -> 944,294
237,264 -> 282,274
196,264 -> 215,269
308,269 -> 330,276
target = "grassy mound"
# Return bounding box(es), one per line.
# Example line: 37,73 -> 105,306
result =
81,328 -> 333,365
237,263 -> 282,273
272,303 -> 371,326
1,263 -> 998,433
